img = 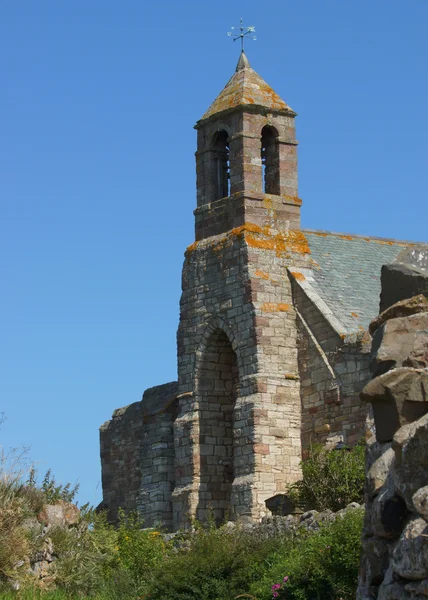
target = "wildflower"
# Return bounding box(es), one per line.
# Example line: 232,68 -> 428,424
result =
273,593 -> 279,599
272,584 -> 281,591
283,576 -> 289,582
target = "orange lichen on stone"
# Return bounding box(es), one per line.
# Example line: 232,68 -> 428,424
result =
185,241 -> 199,256
246,228 -> 311,258
351,312 -> 359,318
339,235 -> 354,241
284,373 -> 299,380
260,302 -> 290,313
290,271 -> 306,282
254,270 -> 270,280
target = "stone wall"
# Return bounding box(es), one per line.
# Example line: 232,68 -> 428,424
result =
291,275 -> 371,451
358,249 -> 428,600
100,381 -> 177,526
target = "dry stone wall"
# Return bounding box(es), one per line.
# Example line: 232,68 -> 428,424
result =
358,251 -> 428,600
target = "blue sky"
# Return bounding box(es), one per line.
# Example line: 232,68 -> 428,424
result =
1,0 -> 427,507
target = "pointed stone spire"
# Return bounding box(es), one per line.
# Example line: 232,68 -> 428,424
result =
196,54 -> 295,125
236,50 -> 250,71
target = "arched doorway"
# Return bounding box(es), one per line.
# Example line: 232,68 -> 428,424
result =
196,329 -> 238,524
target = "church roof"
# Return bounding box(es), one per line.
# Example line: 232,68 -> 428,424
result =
198,51 -> 295,124
291,231 -> 424,336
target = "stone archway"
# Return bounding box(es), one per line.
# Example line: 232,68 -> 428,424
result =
195,328 -> 239,524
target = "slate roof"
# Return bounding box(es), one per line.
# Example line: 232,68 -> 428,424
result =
197,52 -> 295,125
292,230 -> 422,335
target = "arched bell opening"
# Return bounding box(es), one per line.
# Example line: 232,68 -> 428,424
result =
212,130 -> 230,200
261,125 -> 280,195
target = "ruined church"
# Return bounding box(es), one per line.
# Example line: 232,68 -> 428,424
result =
100,51 -> 416,531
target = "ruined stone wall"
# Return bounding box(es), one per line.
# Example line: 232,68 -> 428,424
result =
358,249 -> 428,600
100,382 -> 177,526
291,278 -> 371,451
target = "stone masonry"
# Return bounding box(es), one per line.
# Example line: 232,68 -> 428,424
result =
358,247 -> 428,600
99,51 -> 426,531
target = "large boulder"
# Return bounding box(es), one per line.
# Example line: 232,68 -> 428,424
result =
393,414 -> 428,510
370,295 -> 428,336
392,516 -> 428,580
380,245 -> 428,313
370,313 -> 428,377
361,368 -> 428,442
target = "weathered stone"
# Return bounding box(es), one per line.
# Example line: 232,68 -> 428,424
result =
361,368 -> 428,442
392,516 -> 428,580
370,294 -> 428,336
404,580 -> 428,597
377,581 -> 412,600
360,537 -> 391,588
367,446 -> 395,497
265,494 -> 301,516
412,486 -> 428,521
37,501 -> 80,528
369,473 -> 408,539
380,259 -> 428,313
393,414 -> 428,509
370,313 -> 428,377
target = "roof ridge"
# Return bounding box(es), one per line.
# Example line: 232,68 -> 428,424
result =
302,228 -> 427,246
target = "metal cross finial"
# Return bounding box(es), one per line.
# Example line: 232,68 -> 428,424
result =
227,17 -> 256,53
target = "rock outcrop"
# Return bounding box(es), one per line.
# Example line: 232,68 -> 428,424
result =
358,259 -> 428,600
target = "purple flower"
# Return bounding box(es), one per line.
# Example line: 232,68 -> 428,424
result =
283,576 -> 289,582
273,593 -> 279,599
272,584 -> 281,590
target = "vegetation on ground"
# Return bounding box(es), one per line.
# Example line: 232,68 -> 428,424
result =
288,442 -> 366,512
0,425 -> 365,600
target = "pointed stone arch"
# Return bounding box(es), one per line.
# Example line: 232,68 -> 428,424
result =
194,318 -> 240,524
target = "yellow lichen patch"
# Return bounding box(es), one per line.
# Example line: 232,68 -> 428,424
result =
351,312 -> 359,318
284,373 -> 299,380
262,196 -> 273,210
289,271 -> 306,282
185,241 -> 199,255
283,195 -> 302,206
246,228 -> 311,258
339,235 -> 354,241
260,302 -> 290,313
254,269 -> 270,280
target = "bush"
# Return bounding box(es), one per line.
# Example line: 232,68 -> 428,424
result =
288,443 -> 365,512
249,508 -> 364,600
146,523 -> 281,600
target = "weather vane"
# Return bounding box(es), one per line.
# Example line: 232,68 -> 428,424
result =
227,17 -> 256,53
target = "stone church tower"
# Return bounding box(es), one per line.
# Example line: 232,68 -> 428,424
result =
174,50 -> 307,527
100,52 -> 416,531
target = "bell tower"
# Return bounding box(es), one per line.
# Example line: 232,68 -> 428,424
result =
173,52 -> 307,530
194,51 -> 301,241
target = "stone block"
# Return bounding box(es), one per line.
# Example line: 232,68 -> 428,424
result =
370,294 -> 428,336
392,516 -> 428,580
370,313 -> 428,377
361,367 -> 428,442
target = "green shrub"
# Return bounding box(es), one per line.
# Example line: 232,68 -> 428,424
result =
288,443 -> 365,512
249,508 -> 364,600
147,524 -> 284,600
